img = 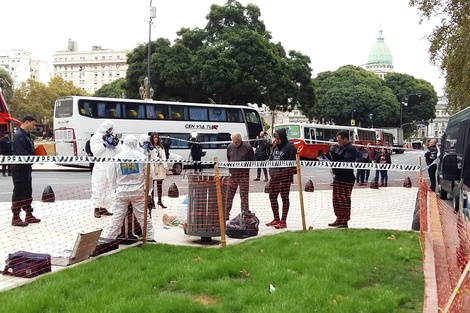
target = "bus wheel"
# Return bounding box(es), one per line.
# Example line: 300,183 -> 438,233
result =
172,163 -> 182,175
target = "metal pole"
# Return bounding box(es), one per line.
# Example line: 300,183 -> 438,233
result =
146,0 -> 154,99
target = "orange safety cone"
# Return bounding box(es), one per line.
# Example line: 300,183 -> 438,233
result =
168,182 -> 179,198
35,144 -> 47,156
403,177 -> 412,188
42,185 -> 55,202
304,179 -> 314,192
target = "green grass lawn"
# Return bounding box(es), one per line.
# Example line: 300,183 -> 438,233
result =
0,229 -> 423,313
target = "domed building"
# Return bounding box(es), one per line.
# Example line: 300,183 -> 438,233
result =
365,29 -> 394,79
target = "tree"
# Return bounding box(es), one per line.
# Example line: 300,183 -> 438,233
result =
383,72 -> 438,125
0,68 -> 14,103
9,76 -> 87,128
94,78 -> 127,98
124,0 -> 315,118
410,0 -> 470,112
313,65 -> 398,127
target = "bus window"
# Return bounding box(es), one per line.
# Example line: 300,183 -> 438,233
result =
169,106 -> 187,120
189,107 -> 208,121
55,99 -> 74,118
244,110 -> 259,124
228,108 -> 243,122
123,104 -> 144,119
217,133 -> 231,148
209,108 -> 226,121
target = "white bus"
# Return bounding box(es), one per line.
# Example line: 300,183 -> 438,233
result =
53,96 -> 264,173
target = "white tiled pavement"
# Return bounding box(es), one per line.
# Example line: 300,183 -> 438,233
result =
0,183 -> 418,292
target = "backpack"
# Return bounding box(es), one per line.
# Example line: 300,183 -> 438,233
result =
226,210 -> 260,239
85,139 -> 93,156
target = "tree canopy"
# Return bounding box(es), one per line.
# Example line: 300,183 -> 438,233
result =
410,0 -> 470,113
9,76 -> 87,127
0,68 -> 14,103
313,66 -> 398,127
94,77 -> 126,98
124,0 -> 316,116
313,66 -> 437,128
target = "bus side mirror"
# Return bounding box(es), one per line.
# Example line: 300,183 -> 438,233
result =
442,154 -> 458,181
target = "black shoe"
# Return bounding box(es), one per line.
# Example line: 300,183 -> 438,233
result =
2,174 -> 6,177
328,221 -> 338,227
336,224 -> 348,229
94,208 -> 101,218
254,178 -> 260,181
157,202 -> 167,209
264,178 -> 269,182
99,208 -> 113,216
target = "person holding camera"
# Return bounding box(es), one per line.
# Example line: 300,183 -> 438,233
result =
90,120 -> 122,218
252,131 -> 270,182
190,136 -> 203,172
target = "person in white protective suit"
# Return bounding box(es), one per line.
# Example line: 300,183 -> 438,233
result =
90,120 -> 122,218
105,135 -> 155,241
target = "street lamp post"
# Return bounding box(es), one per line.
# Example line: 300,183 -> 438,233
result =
146,1 -> 156,100
369,113 -> 373,128
399,92 -> 421,144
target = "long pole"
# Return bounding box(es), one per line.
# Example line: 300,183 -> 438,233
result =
146,0 -> 153,99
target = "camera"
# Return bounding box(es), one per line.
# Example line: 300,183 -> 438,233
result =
141,141 -> 154,151
102,133 -> 120,147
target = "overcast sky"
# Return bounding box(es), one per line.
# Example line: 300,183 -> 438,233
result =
1,0 -> 445,94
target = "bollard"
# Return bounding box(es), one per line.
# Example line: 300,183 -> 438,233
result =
304,179 -> 314,192
403,177 -> 412,188
41,185 -> 55,202
168,183 -> 179,198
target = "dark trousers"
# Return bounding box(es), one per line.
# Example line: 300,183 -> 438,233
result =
269,178 -> 291,221
2,163 -> 11,175
11,164 -> 33,214
225,172 -> 250,219
427,164 -> 437,192
193,158 -> 202,172
332,180 -> 354,224
255,155 -> 268,179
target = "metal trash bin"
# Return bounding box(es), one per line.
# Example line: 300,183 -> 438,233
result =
185,173 -> 228,242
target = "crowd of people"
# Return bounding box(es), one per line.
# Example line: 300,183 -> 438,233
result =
4,116 -> 437,236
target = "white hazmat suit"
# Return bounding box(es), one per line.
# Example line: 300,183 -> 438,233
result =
105,135 -> 155,241
90,120 -> 122,217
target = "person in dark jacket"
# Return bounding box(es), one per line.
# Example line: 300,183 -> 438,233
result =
225,132 -> 255,220
424,138 -> 438,192
376,148 -> 392,187
11,115 -> 41,227
325,130 -> 357,228
265,128 -> 297,229
0,132 -> 13,176
190,136 -> 203,172
252,131 -> 270,182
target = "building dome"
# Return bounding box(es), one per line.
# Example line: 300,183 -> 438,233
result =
367,29 -> 393,65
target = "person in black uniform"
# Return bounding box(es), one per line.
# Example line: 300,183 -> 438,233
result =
190,136 -> 203,172
11,115 -> 41,227
0,132 -> 13,176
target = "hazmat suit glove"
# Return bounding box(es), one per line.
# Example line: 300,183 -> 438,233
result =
142,143 -> 150,151
104,141 -> 115,150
